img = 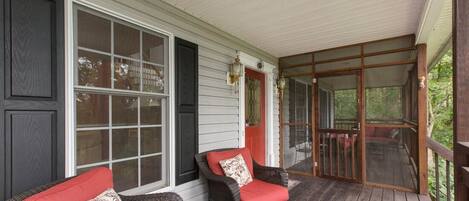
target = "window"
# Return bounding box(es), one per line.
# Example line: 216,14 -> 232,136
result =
74,8 -> 169,192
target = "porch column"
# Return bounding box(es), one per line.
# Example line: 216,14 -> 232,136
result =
453,0 -> 469,200
417,44 -> 428,195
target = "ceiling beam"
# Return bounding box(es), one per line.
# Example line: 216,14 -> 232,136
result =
415,0 -> 446,44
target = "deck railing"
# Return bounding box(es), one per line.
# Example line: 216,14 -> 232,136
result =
427,136 -> 454,201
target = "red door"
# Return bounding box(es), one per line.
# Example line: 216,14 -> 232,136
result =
245,69 -> 266,165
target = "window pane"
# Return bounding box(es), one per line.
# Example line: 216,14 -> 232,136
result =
76,93 -> 109,128
142,63 -> 164,93
77,130 -> 109,165
113,159 -> 138,192
141,155 -> 162,185
114,57 -> 140,91
77,10 -> 111,52
77,50 -> 111,88
114,23 -> 140,59
112,128 -> 138,160
112,96 -> 138,126
76,164 -> 109,175
141,97 -> 161,125
142,32 -> 164,64
141,127 -> 161,155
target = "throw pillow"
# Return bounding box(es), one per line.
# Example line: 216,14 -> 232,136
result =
88,188 -> 121,201
219,154 -> 253,187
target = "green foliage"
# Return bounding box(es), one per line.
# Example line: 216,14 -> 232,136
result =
334,87 -> 403,121
429,50 -> 454,149
334,89 -> 357,119
428,50 -> 454,200
365,87 -> 402,120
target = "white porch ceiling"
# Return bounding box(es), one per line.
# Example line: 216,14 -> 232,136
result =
159,0 -> 426,57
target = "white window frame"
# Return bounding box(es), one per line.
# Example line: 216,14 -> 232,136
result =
64,0 -> 176,194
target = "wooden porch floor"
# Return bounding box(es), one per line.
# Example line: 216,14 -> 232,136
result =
288,174 -> 430,201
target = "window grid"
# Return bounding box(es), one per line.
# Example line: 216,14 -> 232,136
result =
74,7 -> 168,192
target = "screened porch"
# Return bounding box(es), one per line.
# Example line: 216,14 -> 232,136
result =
279,35 -> 423,192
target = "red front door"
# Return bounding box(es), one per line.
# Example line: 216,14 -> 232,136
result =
245,69 -> 266,165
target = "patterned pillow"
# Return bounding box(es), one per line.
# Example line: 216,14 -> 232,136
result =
219,154 -> 253,187
88,188 -> 122,201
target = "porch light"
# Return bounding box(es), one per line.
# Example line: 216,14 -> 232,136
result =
227,54 -> 243,86
277,73 -> 286,98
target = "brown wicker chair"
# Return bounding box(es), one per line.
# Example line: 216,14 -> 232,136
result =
195,148 -> 288,201
7,177 -> 183,201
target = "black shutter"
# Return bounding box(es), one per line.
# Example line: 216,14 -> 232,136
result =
175,37 -> 198,185
0,0 -> 65,199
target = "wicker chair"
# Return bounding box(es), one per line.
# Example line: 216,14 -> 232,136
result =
7,177 -> 183,201
195,148 -> 288,201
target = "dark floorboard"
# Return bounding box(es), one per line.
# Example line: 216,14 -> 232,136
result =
288,174 -> 430,201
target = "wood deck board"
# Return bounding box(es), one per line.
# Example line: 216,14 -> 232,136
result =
289,174 -> 430,201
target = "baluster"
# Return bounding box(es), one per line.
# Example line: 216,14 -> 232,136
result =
446,160 -> 450,201
435,152 -> 440,201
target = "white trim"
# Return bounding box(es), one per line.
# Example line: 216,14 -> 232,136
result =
238,51 -> 277,166
415,0 -> 445,44
64,0 -> 176,193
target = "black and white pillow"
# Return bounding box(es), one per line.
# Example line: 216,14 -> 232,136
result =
219,154 -> 253,187
89,188 -> 121,201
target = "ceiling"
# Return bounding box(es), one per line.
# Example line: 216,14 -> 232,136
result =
158,0 -> 426,57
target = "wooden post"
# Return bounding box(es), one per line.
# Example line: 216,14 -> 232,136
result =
453,0 -> 469,200
359,44 -> 366,184
416,44 -> 428,195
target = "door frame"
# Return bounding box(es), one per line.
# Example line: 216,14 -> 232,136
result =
238,51 -> 277,166
313,69 -> 363,182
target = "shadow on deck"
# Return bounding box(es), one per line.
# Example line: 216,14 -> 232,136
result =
288,174 -> 430,201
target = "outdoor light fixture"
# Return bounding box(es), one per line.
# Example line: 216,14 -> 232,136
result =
227,54 -> 243,86
418,76 -> 426,89
276,73 -> 286,98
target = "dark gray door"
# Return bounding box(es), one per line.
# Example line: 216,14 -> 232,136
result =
0,0 -> 65,199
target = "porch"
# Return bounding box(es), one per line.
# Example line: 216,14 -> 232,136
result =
288,174 -> 430,201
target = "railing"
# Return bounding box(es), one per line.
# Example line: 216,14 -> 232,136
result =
427,137 -> 454,201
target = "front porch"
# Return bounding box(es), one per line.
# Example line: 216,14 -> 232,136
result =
289,174 -> 430,201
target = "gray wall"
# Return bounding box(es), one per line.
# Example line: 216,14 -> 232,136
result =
74,0 -> 279,200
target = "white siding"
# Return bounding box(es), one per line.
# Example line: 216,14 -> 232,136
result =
74,0 -> 279,200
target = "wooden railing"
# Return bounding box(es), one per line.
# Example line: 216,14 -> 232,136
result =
427,137 -> 454,201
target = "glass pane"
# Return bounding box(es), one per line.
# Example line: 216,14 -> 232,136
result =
114,23 -> 140,59
142,63 -> 164,93
112,96 -> 138,126
77,10 -> 111,52
114,57 -> 140,91
141,127 -> 162,155
141,155 -> 162,185
245,76 -> 261,126
76,164 -> 109,175
77,50 -> 111,88
76,93 -> 109,128
112,128 -> 138,160
77,130 -> 109,165
141,97 -> 162,125
113,159 -> 138,192
142,32 -> 164,64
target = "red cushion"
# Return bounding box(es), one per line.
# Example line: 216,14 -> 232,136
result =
240,179 -> 289,201
25,167 -> 113,201
206,148 -> 254,176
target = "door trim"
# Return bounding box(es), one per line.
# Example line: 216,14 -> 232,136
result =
238,51 -> 277,166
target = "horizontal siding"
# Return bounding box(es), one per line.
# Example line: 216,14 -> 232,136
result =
79,1 -> 279,200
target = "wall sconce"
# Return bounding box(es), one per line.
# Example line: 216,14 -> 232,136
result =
418,76 -> 426,89
227,55 -> 243,86
276,74 -> 286,98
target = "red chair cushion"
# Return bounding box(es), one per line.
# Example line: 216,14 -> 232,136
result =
240,179 -> 289,201
25,167 -> 113,201
206,148 -> 254,176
